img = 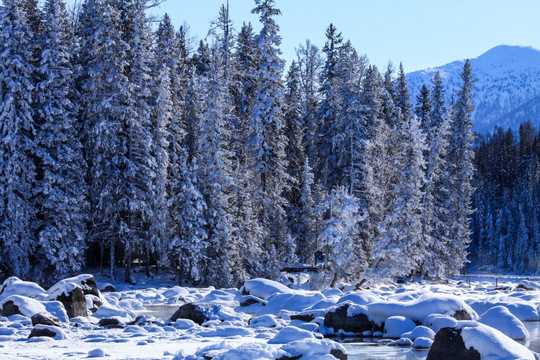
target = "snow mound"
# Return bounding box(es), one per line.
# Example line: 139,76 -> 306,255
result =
199,326 -> 254,338
174,341 -> 284,360
383,316 -> 417,338
478,305 -> 529,340
0,295 -> 47,318
92,304 -> 134,322
412,337 -> 433,349
268,326 -> 317,344
401,325 -> 436,340
241,278 -> 292,300
368,293 -> 477,325
46,275 -> 97,299
459,322 -> 536,360
249,314 -> 281,328
0,277 -> 45,301
337,291 -> 382,305
280,338 -> 347,360
423,313 -> 458,333
88,348 -> 110,358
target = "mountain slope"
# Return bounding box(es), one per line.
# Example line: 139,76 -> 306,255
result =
406,45 -> 540,134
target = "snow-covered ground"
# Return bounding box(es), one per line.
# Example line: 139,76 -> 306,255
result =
0,270 -> 539,360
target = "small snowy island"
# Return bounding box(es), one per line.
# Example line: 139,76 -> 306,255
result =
0,273 -> 539,360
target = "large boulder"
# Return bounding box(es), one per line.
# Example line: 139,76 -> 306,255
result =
0,277 -> 45,300
0,295 -> 47,317
323,302 -> 371,334
427,327 -> 480,360
428,323 -> 536,360
169,303 -> 241,325
48,275 -> 100,297
50,285 -> 87,319
28,324 -> 68,340
169,303 -> 209,325
31,312 -> 60,327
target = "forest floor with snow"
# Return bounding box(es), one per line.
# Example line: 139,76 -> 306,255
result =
0,269 -> 539,360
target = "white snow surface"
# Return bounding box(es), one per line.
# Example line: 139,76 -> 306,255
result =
0,277 -> 46,301
0,273 -> 538,359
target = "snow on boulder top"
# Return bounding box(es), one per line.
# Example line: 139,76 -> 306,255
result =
478,305 -> 529,340
0,277 -> 46,301
240,278 -> 292,300
383,316 -> 417,338
0,295 -> 47,318
268,326 -> 317,344
367,293 -> 478,325
458,322 -> 536,360
46,275 -> 98,297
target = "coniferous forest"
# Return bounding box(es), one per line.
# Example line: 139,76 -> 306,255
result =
0,0 -> 538,287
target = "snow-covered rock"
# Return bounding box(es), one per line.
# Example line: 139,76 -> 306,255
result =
241,278 -> 292,300
401,325 -> 436,340
383,316 -> 416,338
0,277 -> 45,301
0,295 -> 47,318
478,305 -> 529,340
368,293 -> 478,325
422,314 -> 458,333
323,301 -> 371,334
412,337 -> 433,349
427,322 -> 536,360
28,324 -> 68,340
268,326 -> 317,344
468,299 -> 539,321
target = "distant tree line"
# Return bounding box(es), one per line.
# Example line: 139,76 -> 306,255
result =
1,0 -> 526,287
469,122 -> 540,273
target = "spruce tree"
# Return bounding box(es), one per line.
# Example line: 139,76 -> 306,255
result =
0,0 -> 37,278
446,60 -> 476,274
247,0 -> 294,273
34,0 -> 88,282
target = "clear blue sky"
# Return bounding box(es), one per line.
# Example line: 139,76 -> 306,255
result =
67,0 -> 540,72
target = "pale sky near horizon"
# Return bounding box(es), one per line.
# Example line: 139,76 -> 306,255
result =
65,0 -> 540,72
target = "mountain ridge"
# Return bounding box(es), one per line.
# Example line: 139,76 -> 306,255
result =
406,45 -> 540,134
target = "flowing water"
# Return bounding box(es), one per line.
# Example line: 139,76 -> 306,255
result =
142,305 -> 540,359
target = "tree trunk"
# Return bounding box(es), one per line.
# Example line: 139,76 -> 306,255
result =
124,247 -> 132,284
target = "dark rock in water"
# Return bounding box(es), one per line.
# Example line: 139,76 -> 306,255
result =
290,313 -> 315,322
55,286 -> 87,319
427,327 -> 480,360
28,326 -> 58,339
0,300 -> 21,317
170,303 -> 209,325
452,309 -> 474,321
98,317 -> 125,329
31,313 -> 60,327
101,284 -> 117,293
324,302 -> 371,334
330,348 -> 348,360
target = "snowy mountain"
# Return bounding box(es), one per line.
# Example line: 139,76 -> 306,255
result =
407,45 -> 540,134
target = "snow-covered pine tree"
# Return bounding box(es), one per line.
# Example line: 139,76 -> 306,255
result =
445,60 -> 476,274
296,40 -> 322,169
34,0 -> 88,282
284,60 -> 305,248
169,159 -> 207,285
316,23 -> 343,190
248,0 -> 295,273
196,45 -> 235,287
371,114 -> 427,280
334,40 -> 367,196
231,21 -> 258,166
419,72 -> 454,278
316,187 -> 366,285
0,0 -> 37,278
